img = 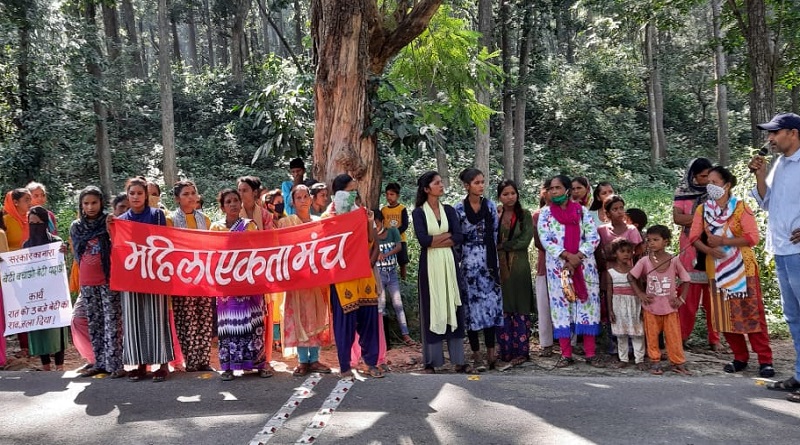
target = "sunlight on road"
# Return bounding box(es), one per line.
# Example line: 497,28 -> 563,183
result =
428,383 -> 596,444
750,398 -> 800,420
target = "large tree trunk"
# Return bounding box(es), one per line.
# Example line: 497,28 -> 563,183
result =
310,0 -> 373,203
140,19 -> 149,74
712,0 -> 730,164
84,2 -> 114,197
231,0 -> 250,85
218,16 -> 230,68
158,0 -> 177,187
474,0 -> 493,179
258,0 -> 271,54
311,0 -> 441,207
187,3 -> 199,72
513,5 -> 534,185
500,0 -> 514,178
121,0 -> 145,78
203,0 -> 215,67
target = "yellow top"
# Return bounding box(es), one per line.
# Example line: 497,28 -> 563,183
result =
3,214 -> 25,251
0,229 -> 9,253
381,203 -> 407,242
166,212 -> 212,229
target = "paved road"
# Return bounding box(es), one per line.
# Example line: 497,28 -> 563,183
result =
0,370 -> 798,444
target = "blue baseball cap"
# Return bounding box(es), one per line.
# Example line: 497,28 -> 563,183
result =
757,113 -> 800,131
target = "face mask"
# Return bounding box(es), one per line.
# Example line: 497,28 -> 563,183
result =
706,183 -> 726,201
29,222 -> 47,237
551,194 -> 568,205
273,203 -> 285,215
333,190 -> 358,213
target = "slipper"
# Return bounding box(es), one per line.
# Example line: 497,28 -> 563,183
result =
636,362 -> 648,372
152,369 -> 169,383
766,377 -> 800,391
421,366 -> 435,374
80,367 -> 108,377
672,365 -> 692,376
365,365 -> 385,378
651,364 -> 664,375
723,360 -> 748,373
220,370 -> 235,381
402,336 -> 417,347
787,389 -> 800,403
258,367 -> 274,378
554,357 -> 575,368
293,363 -> 310,377
308,361 -> 332,373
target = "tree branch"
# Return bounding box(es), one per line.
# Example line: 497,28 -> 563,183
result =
255,0 -> 304,73
367,0 -> 443,74
725,0 -> 748,40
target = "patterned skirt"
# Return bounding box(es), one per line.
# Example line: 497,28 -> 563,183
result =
217,296 -> 266,371
122,292 -> 174,365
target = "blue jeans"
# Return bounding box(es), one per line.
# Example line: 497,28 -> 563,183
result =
378,268 -> 409,336
776,254 -> 800,380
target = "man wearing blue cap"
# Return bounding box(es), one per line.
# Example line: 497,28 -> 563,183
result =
749,112 -> 800,402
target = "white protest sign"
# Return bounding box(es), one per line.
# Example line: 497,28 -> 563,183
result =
1,242 -> 72,336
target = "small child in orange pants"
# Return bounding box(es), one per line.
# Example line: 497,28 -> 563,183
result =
628,225 -> 692,375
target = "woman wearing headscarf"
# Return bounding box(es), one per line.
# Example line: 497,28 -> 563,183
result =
70,186 -> 124,377
673,158 -> 720,351
690,166 -> 774,378
4,189 -> 32,357
24,206 -> 69,371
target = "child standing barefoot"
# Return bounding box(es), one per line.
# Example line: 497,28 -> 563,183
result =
605,239 -> 645,370
628,225 -> 692,375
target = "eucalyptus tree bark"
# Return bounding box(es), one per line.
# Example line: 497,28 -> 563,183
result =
500,0 -> 514,178
513,5 -> 535,185
726,0 -> 776,145
474,0 -> 493,180
311,0 -> 442,207
231,0 -> 251,85
712,0 -> 730,164
121,0 -> 145,77
187,3 -> 200,73
158,0 -> 177,188
203,0 -> 215,67
83,2 -> 114,197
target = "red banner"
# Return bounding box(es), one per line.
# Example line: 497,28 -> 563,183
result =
110,210 -> 372,297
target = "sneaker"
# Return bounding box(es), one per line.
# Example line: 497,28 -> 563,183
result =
759,364 -> 776,378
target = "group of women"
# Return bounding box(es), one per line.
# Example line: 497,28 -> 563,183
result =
1,159 -> 776,379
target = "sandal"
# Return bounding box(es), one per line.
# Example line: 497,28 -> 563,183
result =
787,389 -> 800,403
152,369 -> 169,383
636,362 -> 648,372
128,366 -> 147,382
759,364 -> 776,378
766,376 -> 800,391
585,357 -> 606,368
258,367 -> 274,378
379,363 -> 392,373
554,356 -> 575,368
454,364 -> 473,374
80,367 -> 107,377
672,364 -> 692,376
293,363 -> 310,377
723,360 -> 748,373
220,370 -> 235,381
308,361 -> 332,374
651,364 -> 664,375
421,366 -> 435,374
340,370 -> 355,380
109,370 -> 128,379
365,365 -> 385,378
538,346 -> 554,358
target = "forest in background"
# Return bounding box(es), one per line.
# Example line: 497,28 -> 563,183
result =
1,0 -> 798,324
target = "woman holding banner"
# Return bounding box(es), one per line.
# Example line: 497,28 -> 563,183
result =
277,185 -> 332,376
24,206 -> 69,371
3,188 -> 32,358
210,189 -> 271,381
167,180 -> 215,373
113,177 -> 174,382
